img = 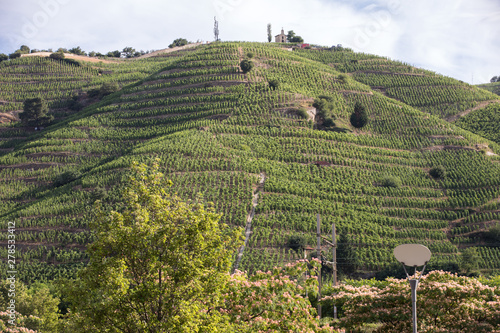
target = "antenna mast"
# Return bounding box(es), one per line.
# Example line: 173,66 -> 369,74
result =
214,16 -> 219,42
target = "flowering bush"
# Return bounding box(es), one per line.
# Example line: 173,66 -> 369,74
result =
322,270 -> 500,332
219,259 -> 336,332
0,311 -> 39,333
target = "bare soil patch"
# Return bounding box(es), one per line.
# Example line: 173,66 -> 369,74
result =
21,52 -> 118,64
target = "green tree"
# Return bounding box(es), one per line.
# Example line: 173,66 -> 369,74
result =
429,165 -> 446,179
287,30 -> 304,43
0,281 -> 61,332
19,45 -> 30,53
268,78 -> 280,90
379,174 -> 401,188
49,51 -> 65,60
122,46 -> 136,58
106,50 -> 121,58
0,53 -> 8,62
99,82 -> 119,96
9,52 -> 21,59
169,38 -> 188,48
350,101 -> 368,128
240,59 -> 254,74
20,97 -> 53,127
267,23 -> 272,42
485,223 -> 500,244
64,160 -> 243,332
460,247 -> 480,275
69,46 -> 86,55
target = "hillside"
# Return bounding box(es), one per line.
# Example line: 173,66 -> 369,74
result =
477,81 -> 500,97
1,42 -> 500,283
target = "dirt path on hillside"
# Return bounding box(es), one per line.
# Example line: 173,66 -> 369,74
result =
137,42 -> 205,58
21,52 -> 118,63
445,100 -> 500,122
232,172 -> 266,273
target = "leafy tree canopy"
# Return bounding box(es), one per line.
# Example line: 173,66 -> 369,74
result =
169,38 -> 188,48
350,101 -> 368,128
240,59 -> 254,74
323,271 -> 500,332
20,97 -> 53,127
122,46 -> 136,58
64,160 -> 243,332
287,30 -> 304,43
68,46 -> 86,56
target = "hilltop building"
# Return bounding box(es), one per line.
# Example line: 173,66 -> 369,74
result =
275,28 -> 287,43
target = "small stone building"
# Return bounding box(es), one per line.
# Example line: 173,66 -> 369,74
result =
275,28 -> 287,43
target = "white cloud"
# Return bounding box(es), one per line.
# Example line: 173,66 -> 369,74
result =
0,0 -> 499,83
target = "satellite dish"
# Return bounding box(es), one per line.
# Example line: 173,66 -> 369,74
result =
394,244 -> 431,267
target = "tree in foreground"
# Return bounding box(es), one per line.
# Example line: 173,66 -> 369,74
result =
64,160 -> 243,332
349,101 -> 368,128
20,97 -> 53,127
322,270 -> 500,332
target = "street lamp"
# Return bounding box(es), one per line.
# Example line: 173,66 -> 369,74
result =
393,244 -> 431,333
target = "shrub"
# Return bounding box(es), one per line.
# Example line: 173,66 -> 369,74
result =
313,95 -> 335,117
350,102 -> 368,128
246,52 -> 254,58
484,223 -> 500,243
53,170 -> 82,187
287,235 -> 305,252
49,51 -> 65,60
169,38 -> 188,48
268,78 -> 280,90
240,59 -> 254,73
68,95 -> 83,111
338,74 -> 349,83
9,52 -> 21,59
379,175 -> 401,188
429,165 -> 446,179
87,88 -> 100,98
323,118 -> 336,127
99,82 -> 119,96
297,107 -> 309,119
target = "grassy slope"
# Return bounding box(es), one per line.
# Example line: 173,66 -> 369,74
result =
477,81 -> 500,96
1,42 -> 500,283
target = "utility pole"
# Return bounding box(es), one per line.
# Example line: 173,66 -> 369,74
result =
331,223 -> 337,319
214,17 -> 219,42
316,213 -> 322,318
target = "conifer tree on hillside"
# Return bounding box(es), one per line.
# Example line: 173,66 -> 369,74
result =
350,101 -> 368,128
20,97 -> 53,127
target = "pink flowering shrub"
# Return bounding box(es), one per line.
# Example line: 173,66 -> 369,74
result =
0,311 -> 39,333
322,270 -> 500,332
218,259 -> 336,332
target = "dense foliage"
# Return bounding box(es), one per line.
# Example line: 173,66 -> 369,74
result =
64,161 -> 243,332
322,271 -> 500,332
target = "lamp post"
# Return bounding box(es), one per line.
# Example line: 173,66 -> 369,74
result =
394,244 -> 431,333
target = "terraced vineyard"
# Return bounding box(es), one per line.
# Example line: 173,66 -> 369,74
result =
1,42 -> 500,283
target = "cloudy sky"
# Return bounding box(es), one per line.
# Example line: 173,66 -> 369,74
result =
0,0 -> 498,83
